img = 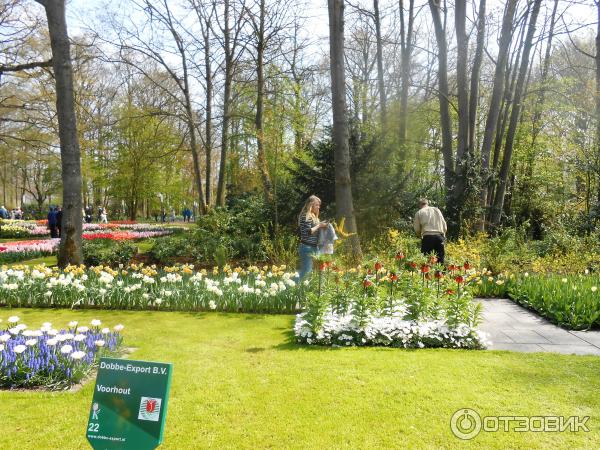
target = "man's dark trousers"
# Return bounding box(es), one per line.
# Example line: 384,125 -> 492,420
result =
421,234 -> 445,264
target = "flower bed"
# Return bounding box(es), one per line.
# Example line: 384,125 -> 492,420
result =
0,315 -> 124,389
295,257 -> 486,349
82,230 -> 171,241
295,309 -> 486,349
1,220 -> 178,238
508,274 -> 600,330
0,239 -> 60,264
0,264 -> 301,313
0,229 -> 174,264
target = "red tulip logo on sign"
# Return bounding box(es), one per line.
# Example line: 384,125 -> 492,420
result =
138,397 -> 162,422
146,399 -> 157,413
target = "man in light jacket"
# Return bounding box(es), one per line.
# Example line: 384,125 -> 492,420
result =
413,198 -> 447,264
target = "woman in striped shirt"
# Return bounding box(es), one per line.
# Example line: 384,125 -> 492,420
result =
297,195 -> 328,279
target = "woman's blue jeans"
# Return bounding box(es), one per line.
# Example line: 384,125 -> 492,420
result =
298,244 -> 319,280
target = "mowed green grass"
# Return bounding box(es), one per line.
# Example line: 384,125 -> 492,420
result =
1,309 -> 599,449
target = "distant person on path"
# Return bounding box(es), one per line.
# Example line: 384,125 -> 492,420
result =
414,198 -> 447,265
100,208 -> 108,223
297,195 -> 328,280
56,206 -> 63,238
47,207 -> 59,238
182,207 -> 192,222
87,206 -> 94,223
0,206 -> 7,219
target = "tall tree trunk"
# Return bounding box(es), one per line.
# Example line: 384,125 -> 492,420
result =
487,4 -> 528,214
428,0 -> 454,211
35,0 -> 83,266
255,0 -> 274,202
203,15 -> 213,207
595,1 -> 600,203
217,0 -> 232,207
328,0 -> 361,258
373,0 -> 386,126
490,0 -> 542,228
398,0 -> 414,151
468,0 -> 485,153
445,0 -> 470,238
478,0 -> 517,230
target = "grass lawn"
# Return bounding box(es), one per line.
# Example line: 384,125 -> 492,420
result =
7,255 -> 57,267
1,309 -> 599,449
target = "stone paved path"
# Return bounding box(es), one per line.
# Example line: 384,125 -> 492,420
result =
477,298 -> 600,356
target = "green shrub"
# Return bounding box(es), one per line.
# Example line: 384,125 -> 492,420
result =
148,235 -> 190,264
192,196 -> 271,264
82,240 -> 137,267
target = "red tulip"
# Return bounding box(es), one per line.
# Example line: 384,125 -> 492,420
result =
408,261 -> 417,269
363,278 -> 373,288
434,270 -> 443,280
463,261 -> 471,270
395,252 -> 405,260
429,255 -> 438,264
454,275 -> 464,284
446,289 -> 455,295
390,273 -> 398,282
319,262 -> 327,271
448,264 -> 459,272
420,265 -> 430,274
374,262 -> 383,271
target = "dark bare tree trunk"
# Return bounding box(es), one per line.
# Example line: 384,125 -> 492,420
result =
595,1 -> 600,202
490,0 -> 542,228
468,0 -> 485,153
328,0 -> 361,258
200,9 -> 214,207
373,0 -> 386,126
253,0 -> 274,202
428,0 -> 454,207
398,0 -> 414,149
217,0 -> 233,207
35,0 -> 83,266
445,0 -> 470,238
488,3 -> 528,214
478,0 -> 517,230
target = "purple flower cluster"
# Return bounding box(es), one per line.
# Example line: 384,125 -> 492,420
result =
0,318 -> 124,389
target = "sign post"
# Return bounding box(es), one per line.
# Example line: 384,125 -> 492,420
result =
86,358 -> 173,449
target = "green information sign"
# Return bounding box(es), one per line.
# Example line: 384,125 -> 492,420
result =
86,357 -> 173,449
